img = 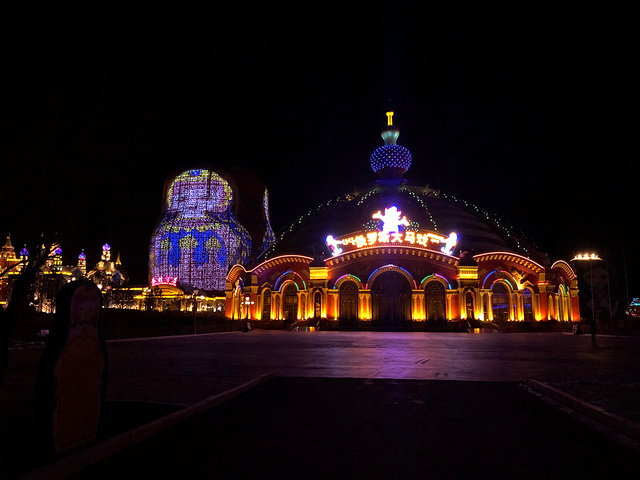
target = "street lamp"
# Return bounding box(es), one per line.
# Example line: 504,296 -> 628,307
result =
241,293 -> 254,320
572,253 -> 607,329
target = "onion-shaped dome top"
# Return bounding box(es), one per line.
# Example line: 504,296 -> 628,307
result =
370,112 -> 412,178
78,250 -> 86,260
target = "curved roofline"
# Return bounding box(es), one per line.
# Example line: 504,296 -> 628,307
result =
367,264 -> 417,289
550,260 -> 577,281
252,255 -> 314,275
473,251 -> 544,273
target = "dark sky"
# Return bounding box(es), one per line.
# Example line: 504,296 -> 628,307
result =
1,3 -> 639,300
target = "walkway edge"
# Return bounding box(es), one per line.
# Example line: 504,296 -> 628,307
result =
526,379 -> 640,441
20,373 -> 275,480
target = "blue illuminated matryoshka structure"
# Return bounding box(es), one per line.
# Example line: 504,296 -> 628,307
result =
149,169 -> 252,291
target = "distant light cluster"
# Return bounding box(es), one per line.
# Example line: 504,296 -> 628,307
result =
150,169 -> 251,291
370,145 -> 412,175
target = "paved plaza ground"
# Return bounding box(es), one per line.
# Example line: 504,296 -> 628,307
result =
3,330 -> 640,478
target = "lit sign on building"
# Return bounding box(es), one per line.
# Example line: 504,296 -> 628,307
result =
326,206 -> 458,256
151,276 -> 178,287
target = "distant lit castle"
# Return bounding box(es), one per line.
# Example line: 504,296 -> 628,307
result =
0,236 -> 128,313
224,113 -> 580,327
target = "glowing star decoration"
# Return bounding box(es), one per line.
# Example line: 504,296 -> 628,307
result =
326,235 -> 343,256
440,232 -> 458,255
372,206 -> 410,234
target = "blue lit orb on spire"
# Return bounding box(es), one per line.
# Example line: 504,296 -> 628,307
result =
370,111 -> 412,178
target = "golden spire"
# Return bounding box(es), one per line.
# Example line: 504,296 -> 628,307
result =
386,111 -> 394,126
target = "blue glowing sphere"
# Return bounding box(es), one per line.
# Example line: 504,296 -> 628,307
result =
370,144 -> 412,176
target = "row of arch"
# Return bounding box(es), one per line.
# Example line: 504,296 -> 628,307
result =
229,269 -> 573,323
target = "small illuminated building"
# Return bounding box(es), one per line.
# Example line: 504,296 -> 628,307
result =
86,243 -> 127,289
226,113 -> 579,327
0,234 -> 24,307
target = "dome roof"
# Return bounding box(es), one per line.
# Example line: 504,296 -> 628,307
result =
268,183 -> 545,265
265,112 -> 545,266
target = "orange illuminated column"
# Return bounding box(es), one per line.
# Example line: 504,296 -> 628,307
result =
516,293 -> 523,321
411,292 -> 425,321
327,292 -> 338,320
272,292 -> 280,320
321,290 -> 327,318
537,277 -> 550,320
358,292 -> 372,320
447,293 -> 459,321
252,292 -> 259,319
225,289 -> 234,318
486,293 -> 494,321
570,280 -> 580,321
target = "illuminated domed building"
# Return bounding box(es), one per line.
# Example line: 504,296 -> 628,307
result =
226,113 -> 580,328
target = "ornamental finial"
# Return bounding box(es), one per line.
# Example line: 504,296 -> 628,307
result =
386,111 -> 394,126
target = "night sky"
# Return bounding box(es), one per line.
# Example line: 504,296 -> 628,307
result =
2,4 -> 639,301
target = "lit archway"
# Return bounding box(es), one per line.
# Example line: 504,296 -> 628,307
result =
523,288 -> 534,322
262,288 -> 272,320
491,282 -> 510,322
371,271 -> 412,326
425,281 -> 446,321
339,281 -> 359,321
282,283 -> 298,321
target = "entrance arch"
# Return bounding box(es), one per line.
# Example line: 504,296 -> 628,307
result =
492,282 -> 510,322
425,281 -> 446,321
282,283 -> 298,321
339,281 -> 359,320
262,289 -> 272,320
371,271 -> 412,326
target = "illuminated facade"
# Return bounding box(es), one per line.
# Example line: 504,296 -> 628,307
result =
0,236 -> 123,313
226,113 -> 580,327
0,234 -> 23,307
149,169 -> 251,291
149,168 -> 274,293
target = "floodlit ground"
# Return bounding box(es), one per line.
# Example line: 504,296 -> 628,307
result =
3,331 -> 640,478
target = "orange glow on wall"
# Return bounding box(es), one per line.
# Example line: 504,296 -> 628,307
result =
309,266 -> 328,280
